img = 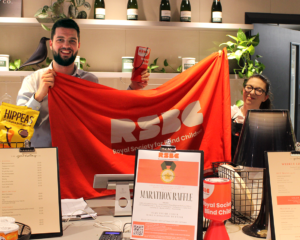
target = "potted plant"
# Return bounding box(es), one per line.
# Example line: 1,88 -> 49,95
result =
35,0 -> 92,29
220,29 -> 265,106
220,28 -> 265,79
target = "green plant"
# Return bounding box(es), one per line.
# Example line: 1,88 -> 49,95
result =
147,58 -> 181,73
9,59 -> 21,70
162,59 -> 182,73
9,57 -> 53,71
35,0 -> 66,20
35,0 -> 91,31
68,0 -> 91,19
220,28 -> 265,79
147,58 -> 159,73
78,57 -> 90,70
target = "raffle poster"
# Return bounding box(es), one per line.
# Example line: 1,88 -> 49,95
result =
131,150 -> 202,240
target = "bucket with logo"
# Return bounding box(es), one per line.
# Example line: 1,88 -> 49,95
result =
131,46 -> 151,82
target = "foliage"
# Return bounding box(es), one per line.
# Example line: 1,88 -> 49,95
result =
235,99 -> 244,108
9,57 -> 52,71
9,59 -> 21,70
9,57 -> 89,71
68,0 -> 91,19
147,58 -> 181,73
147,58 -> 159,73
35,0 -> 66,20
35,0 -> 91,31
220,28 -> 265,79
78,57 -> 90,70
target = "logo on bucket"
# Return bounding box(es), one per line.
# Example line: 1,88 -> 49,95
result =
138,47 -> 150,57
203,184 -> 214,199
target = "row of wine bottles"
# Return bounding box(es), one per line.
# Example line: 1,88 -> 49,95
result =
94,0 -> 222,23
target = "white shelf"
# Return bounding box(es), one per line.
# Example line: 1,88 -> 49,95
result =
0,71 -> 239,79
0,71 -> 178,79
0,17 -> 253,31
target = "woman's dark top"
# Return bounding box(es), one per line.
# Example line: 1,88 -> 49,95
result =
231,118 -> 243,161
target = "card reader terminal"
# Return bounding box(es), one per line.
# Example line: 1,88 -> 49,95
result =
99,231 -> 123,240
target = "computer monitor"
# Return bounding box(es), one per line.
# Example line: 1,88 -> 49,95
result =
233,109 -> 296,168
93,174 -> 134,189
93,174 -> 134,216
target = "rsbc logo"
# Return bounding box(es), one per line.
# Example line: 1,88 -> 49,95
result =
158,152 -> 179,159
111,100 -> 203,144
138,47 -> 150,57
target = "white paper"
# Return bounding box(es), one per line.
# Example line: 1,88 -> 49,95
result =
131,150 -> 201,240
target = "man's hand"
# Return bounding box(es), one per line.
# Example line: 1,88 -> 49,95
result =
129,69 -> 150,90
34,69 -> 56,102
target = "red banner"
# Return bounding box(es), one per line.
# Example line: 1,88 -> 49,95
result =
49,49 -> 231,199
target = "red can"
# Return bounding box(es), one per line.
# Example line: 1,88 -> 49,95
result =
203,178 -> 231,221
131,46 -> 151,82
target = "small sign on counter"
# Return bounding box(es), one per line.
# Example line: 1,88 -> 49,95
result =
266,151 -> 300,240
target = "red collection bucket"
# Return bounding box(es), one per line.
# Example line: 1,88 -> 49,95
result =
131,46 -> 151,82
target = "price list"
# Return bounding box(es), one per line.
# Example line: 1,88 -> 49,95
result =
0,148 -> 61,235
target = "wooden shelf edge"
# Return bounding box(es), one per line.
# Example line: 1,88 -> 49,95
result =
0,71 -> 178,79
0,71 -> 240,80
0,17 -> 253,31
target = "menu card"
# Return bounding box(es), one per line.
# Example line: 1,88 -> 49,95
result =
131,149 -> 203,240
266,152 -> 300,240
0,148 -> 62,238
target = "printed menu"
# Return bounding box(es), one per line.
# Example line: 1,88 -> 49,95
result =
131,150 -> 203,240
0,148 -> 62,237
267,152 -> 300,240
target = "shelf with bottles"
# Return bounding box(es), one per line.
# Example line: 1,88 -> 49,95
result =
0,17 -> 253,31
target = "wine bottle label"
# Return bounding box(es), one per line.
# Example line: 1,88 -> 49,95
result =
161,10 -> 171,17
0,60 -> 6,67
161,10 -> 171,21
95,8 -> 105,19
180,11 -> 191,22
127,9 -> 138,20
212,11 -> 222,22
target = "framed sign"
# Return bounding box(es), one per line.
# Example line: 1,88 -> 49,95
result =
0,0 -> 22,17
265,151 -> 300,240
131,149 -> 203,240
0,147 -> 62,239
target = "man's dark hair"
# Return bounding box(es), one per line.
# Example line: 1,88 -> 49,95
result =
51,19 -> 80,41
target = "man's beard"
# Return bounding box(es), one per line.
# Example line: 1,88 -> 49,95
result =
52,49 -> 77,67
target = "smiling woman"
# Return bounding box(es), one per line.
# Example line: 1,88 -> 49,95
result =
230,74 -> 273,160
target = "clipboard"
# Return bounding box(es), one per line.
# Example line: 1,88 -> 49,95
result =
265,151 -> 300,240
130,141 -> 204,240
0,141 -> 63,239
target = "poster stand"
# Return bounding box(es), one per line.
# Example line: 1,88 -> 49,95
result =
265,150 -> 300,240
0,140 -> 62,239
130,140 -> 204,240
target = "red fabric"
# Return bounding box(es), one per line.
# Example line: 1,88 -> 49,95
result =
48,49 -> 231,199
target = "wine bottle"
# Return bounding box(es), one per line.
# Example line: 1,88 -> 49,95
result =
211,0 -> 222,23
180,0 -> 191,22
160,0 -> 171,22
94,0 -> 105,20
127,0 -> 138,20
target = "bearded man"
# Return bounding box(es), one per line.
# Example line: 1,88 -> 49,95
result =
17,19 -> 149,147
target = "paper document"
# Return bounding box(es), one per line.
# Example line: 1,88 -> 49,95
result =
61,198 -> 97,220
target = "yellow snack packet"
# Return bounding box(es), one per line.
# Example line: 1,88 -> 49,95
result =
0,102 -> 40,148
